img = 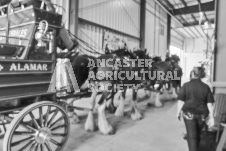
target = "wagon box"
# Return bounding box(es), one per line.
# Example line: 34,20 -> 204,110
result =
0,6 -> 62,103
0,6 -> 62,59
0,4 -> 71,151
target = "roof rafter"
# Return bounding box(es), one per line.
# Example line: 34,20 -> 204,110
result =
162,0 -> 174,9
184,18 -> 214,27
179,0 -> 198,24
170,1 -> 215,16
197,0 -> 209,22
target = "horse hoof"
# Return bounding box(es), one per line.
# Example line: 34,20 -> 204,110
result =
70,117 -> 80,124
131,112 -> 143,120
85,126 -> 97,132
108,128 -> 115,135
107,106 -> 116,114
103,126 -> 115,135
155,103 -> 163,108
100,126 -> 115,135
147,102 -> 154,107
115,111 -> 124,117
68,111 -> 80,124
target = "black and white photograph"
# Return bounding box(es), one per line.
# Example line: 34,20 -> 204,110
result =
0,0 -> 224,151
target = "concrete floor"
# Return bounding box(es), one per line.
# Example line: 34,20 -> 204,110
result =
0,90 -> 188,151
63,90 -> 188,151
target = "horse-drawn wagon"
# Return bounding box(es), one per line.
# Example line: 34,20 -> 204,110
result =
0,3 -> 70,151
0,1 -> 184,150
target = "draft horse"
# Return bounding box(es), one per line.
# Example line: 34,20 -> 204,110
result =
84,49 -> 148,134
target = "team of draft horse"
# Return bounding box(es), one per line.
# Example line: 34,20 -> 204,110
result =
58,46 -> 183,135
0,1 -> 184,150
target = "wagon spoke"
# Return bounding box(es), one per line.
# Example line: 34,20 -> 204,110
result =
50,138 -> 61,146
51,132 -> 67,137
49,109 -> 58,114
45,141 -> 53,151
35,144 -> 39,151
39,107 -> 43,127
11,136 -> 34,147
2,121 -> 7,132
40,144 -> 44,151
14,131 -> 34,136
26,125 -> 38,132
29,112 -> 41,129
44,106 -> 51,127
47,109 -> 59,127
28,142 -> 36,151
51,124 -> 66,131
18,121 -> 38,132
49,116 -> 63,128
18,140 -> 33,151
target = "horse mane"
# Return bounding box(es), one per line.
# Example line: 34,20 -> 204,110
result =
133,49 -> 149,59
111,48 -> 137,59
152,56 -> 162,63
170,55 -> 180,63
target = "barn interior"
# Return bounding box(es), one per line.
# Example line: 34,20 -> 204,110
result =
0,0 -> 226,151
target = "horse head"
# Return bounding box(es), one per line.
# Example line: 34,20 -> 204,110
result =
111,48 -> 136,59
133,49 -> 150,59
152,56 -> 162,63
168,55 -> 183,78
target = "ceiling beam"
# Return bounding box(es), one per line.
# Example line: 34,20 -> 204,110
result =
161,0 -> 174,9
179,0 -> 198,26
184,18 -> 214,27
197,0 -> 209,22
180,0 -> 201,37
155,0 -> 184,27
170,1 -> 215,15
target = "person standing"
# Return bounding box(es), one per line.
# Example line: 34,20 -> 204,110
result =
177,66 -> 215,151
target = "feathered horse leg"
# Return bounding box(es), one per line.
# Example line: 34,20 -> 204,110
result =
131,89 -> 143,120
106,88 -> 117,114
115,89 -> 126,117
67,98 -> 80,124
154,91 -> 163,107
98,91 -> 115,135
85,89 -> 98,132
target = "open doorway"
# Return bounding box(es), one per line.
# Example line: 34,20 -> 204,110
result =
170,45 -> 182,57
170,45 -> 184,66
170,45 -> 185,84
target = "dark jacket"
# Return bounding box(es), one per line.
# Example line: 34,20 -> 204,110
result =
178,79 -> 214,115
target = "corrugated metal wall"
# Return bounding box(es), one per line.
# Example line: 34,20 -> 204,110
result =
170,12 -> 185,50
77,0 -> 140,56
171,29 -> 184,50
79,0 -> 140,38
145,0 -> 168,59
77,21 -> 140,57
77,22 -> 105,57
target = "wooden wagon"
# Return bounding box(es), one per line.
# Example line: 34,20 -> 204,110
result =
0,4 -> 71,151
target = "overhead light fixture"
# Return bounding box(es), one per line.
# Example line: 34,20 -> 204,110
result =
199,12 -> 203,25
204,21 -> 209,29
198,1 -> 203,25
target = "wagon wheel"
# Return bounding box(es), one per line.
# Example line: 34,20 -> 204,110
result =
3,101 -> 70,151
